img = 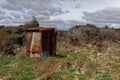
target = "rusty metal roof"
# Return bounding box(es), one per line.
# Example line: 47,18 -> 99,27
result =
27,27 -> 55,31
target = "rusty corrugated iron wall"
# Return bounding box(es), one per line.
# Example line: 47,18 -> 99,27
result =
26,27 -> 56,57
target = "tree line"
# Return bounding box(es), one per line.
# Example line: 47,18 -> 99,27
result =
0,16 -> 39,55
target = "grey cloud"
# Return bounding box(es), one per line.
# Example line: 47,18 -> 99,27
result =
0,10 -> 5,14
0,15 -> 13,20
83,7 -> 120,27
10,11 -> 22,18
0,0 -> 65,28
65,10 -> 70,14
3,19 -> 12,23
40,19 -> 84,30
0,0 -> 83,30
75,3 -> 81,9
37,15 -> 49,21
0,0 -> 64,16
0,0 -> 64,18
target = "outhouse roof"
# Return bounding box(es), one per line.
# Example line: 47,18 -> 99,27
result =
27,27 -> 55,31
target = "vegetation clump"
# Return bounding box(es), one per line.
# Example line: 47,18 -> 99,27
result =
0,22 -> 120,79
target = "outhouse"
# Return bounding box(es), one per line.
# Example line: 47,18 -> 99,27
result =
26,27 -> 56,57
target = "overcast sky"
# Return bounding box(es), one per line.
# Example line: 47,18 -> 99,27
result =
0,0 -> 120,30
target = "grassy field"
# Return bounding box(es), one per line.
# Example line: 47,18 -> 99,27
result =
0,47 -> 120,80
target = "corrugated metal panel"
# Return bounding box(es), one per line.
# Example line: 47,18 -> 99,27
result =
26,31 -> 32,56
30,32 -> 42,57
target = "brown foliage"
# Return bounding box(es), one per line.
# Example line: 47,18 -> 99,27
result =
57,24 -> 120,52
0,16 -> 39,55
0,31 -> 14,55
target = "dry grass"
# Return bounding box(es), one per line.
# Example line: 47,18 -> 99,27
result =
0,46 -> 119,80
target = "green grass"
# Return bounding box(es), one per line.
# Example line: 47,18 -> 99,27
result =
48,70 -> 77,80
1,57 -> 35,80
79,74 -> 86,80
56,52 -> 68,58
0,47 -> 120,80
0,56 -> 15,78
6,67 -> 35,80
0,56 -> 14,66
95,70 -> 111,80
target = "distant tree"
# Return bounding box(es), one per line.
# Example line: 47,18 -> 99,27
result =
0,25 -> 5,29
32,16 -> 39,27
24,16 -> 39,28
105,25 -> 109,29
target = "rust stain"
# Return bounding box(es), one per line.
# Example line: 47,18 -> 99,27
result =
26,31 -> 32,56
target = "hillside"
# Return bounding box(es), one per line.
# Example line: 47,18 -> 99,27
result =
57,24 -> 120,53
0,24 -> 120,80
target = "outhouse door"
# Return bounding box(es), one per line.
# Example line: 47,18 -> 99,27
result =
30,32 -> 42,57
